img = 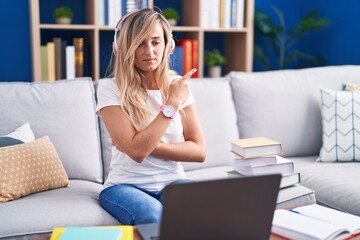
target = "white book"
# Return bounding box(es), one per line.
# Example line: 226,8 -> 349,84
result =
97,0 -> 105,26
233,155 -> 278,167
108,0 -> 117,27
236,0 -> 244,28
272,204 -> 360,240
66,46 -> 75,79
224,0 -> 231,28
234,156 -> 294,176
114,0 -> 122,26
200,0 -> 210,28
209,0 -> 220,28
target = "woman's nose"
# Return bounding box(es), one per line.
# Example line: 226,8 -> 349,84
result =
144,43 -> 153,54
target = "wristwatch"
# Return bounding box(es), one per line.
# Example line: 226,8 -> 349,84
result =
160,105 -> 176,119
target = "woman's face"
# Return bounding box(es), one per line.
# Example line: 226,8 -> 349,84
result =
134,23 -> 165,74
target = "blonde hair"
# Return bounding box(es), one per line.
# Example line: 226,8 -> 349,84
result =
112,8 -> 173,129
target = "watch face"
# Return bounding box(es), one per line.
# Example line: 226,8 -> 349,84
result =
163,105 -> 175,118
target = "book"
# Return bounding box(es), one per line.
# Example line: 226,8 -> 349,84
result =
233,156 -> 294,176
58,227 -> 122,240
191,40 -> 199,78
233,155 -> 278,167
236,0 -> 245,28
228,170 -> 300,189
47,42 -> 56,82
272,204 -> 360,240
230,137 -> 282,158
61,40 -> 67,79
73,37 -> 84,77
40,46 -> 48,81
53,37 -> 62,80
66,46 -> 75,79
170,46 -> 183,75
50,226 -> 134,240
176,39 -> 193,76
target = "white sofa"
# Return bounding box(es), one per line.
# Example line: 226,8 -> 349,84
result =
2,65 -> 360,239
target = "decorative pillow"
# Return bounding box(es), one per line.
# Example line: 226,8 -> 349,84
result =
0,137 -> 23,147
318,88 -> 360,162
343,83 -> 360,91
0,122 -> 35,146
0,136 -> 69,203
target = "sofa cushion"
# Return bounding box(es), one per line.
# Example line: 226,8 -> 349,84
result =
0,136 -> 69,203
0,180 -> 119,239
319,88 -> 360,162
183,78 -> 239,171
229,65 -> 360,157
0,78 -> 103,183
292,155 -> 360,216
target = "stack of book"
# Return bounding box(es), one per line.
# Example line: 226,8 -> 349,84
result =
172,39 -> 198,78
40,37 -> 84,81
228,137 -> 301,189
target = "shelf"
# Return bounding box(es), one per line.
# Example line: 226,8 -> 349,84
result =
29,0 -> 253,81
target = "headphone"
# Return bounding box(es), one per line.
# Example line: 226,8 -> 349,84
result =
112,10 -> 176,56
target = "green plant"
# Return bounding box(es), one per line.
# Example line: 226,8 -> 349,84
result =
54,6 -> 74,19
162,8 -> 179,20
254,7 -> 329,70
204,49 -> 226,66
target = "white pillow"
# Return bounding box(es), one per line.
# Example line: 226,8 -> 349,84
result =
318,88 -> 360,162
3,122 -> 35,143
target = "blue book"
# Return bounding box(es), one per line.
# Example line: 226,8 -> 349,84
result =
104,0 -> 109,26
170,46 -> 184,75
59,227 -> 122,240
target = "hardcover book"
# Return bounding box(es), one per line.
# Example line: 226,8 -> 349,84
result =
231,137 -> 282,158
228,170 -> 300,189
73,38 -> 84,78
233,156 -> 294,176
233,155 -> 278,167
272,204 -> 360,240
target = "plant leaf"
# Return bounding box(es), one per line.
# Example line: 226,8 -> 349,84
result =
254,43 -> 272,70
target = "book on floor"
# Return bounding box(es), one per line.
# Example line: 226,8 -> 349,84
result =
272,204 -> 360,240
228,171 -> 300,189
230,137 -> 282,158
233,155 -> 294,176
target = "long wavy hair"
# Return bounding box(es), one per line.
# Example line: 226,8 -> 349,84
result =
112,8 -> 172,129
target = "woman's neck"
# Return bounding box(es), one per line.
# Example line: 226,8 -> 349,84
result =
143,72 -> 159,90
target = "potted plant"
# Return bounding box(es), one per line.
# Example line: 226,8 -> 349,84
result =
54,6 -> 74,24
204,49 -> 226,77
254,7 -> 329,70
162,8 -> 179,26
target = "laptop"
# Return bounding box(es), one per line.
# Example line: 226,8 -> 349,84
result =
136,174 -> 281,240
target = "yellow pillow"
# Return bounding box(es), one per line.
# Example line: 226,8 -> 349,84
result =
0,136 -> 69,203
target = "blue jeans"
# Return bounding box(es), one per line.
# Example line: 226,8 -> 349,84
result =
99,179 -> 193,225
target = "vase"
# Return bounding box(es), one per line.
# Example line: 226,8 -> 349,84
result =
56,18 -> 72,24
168,19 -> 177,26
208,66 -> 222,77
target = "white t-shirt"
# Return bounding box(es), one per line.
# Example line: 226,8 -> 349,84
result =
96,78 -> 195,191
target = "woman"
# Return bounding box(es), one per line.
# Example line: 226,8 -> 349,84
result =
96,8 -> 206,225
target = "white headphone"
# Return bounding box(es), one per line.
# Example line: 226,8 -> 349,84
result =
112,10 -> 175,55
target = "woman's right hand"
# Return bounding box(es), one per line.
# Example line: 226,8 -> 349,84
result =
167,68 -> 197,110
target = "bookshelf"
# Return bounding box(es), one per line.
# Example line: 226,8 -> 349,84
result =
29,0 -> 253,81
